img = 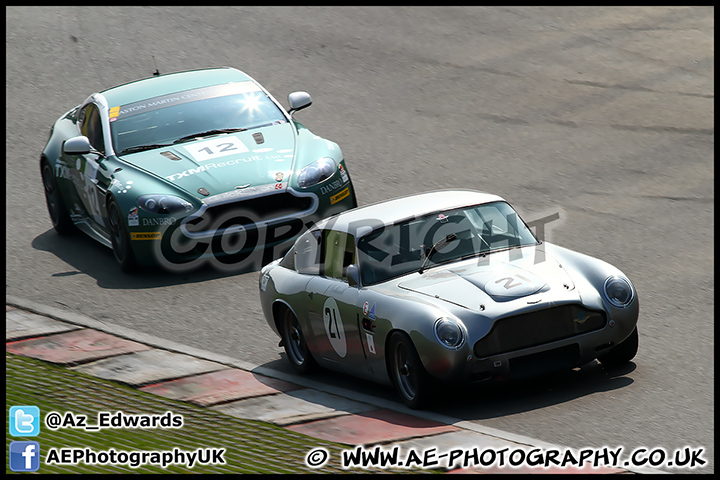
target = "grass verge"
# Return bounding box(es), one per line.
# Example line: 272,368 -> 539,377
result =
6,352 -> 433,474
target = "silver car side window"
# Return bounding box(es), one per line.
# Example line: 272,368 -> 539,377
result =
295,229 -> 322,275
322,230 -> 357,281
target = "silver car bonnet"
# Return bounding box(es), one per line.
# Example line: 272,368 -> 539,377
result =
397,246 -> 578,312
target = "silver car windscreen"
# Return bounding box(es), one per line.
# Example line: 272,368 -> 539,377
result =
356,201 -> 539,285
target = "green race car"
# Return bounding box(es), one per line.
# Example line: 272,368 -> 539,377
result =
40,67 -> 357,272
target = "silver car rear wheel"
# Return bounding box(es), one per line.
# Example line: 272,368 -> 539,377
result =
280,308 -> 316,374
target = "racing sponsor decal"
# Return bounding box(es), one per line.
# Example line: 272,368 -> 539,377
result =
130,232 -> 162,241
339,164 -> 349,183
330,187 -> 350,205
165,156 -> 265,182
366,333 -> 376,354
367,302 -> 376,321
362,301 -> 376,320
143,218 -> 176,226
113,82 -> 261,120
108,106 -> 120,122
128,207 -> 139,227
184,136 -> 249,162
323,297 -> 347,358
112,180 -> 134,195
319,179 -> 344,195
55,162 -> 71,179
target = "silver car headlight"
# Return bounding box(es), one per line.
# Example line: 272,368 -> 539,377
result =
137,194 -> 193,215
603,275 -> 635,308
297,157 -> 336,188
434,317 -> 465,350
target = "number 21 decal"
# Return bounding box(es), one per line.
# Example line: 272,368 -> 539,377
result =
495,274 -> 532,289
184,136 -> 249,162
323,297 -> 347,358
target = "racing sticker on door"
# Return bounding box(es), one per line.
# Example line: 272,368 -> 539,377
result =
183,136 -> 249,162
323,297 -> 347,358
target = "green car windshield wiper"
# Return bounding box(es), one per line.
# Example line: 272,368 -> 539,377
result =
418,233 -> 457,274
119,144 -> 173,155
173,128 -> 247,144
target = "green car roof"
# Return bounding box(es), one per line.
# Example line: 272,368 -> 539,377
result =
99,67 -> 254,107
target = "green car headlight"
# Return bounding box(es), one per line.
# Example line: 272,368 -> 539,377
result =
297,157 -> 336,188
603,275 -> 635,308
434,317 -> 465,350
137,194 -> 193,215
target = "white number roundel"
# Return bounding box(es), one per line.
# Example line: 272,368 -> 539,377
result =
323,297 -> 347,358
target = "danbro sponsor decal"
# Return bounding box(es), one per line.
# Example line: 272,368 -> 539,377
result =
131,232 -> 162,241
330,187 -> 350,205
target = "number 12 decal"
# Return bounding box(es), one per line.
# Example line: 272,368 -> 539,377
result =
184,136 -> 249,162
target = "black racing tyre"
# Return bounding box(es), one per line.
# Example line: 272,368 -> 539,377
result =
279,308 -> 316,374
350,185 -> 358,208
106,196 -> 138,273
41,160 -> 75,235
388,331 -> 437,409
598,327 -> 639,368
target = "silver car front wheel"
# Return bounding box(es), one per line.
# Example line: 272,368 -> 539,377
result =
598,327 -> 639,368
388,331 -> 436,409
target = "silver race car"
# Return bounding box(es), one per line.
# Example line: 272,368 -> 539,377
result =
259,190 -> 639,408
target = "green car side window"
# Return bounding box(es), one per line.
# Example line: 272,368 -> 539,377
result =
79,103 -> 105,154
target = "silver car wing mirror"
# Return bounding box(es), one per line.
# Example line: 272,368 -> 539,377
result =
346,264 -> 360,287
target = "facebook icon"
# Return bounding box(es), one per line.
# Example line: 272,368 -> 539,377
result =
9,441 -> 41,472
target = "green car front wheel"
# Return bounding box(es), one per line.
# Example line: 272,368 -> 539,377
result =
107,196 -> 138,273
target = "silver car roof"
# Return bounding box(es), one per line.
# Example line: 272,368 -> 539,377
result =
315,189 -> 506,238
